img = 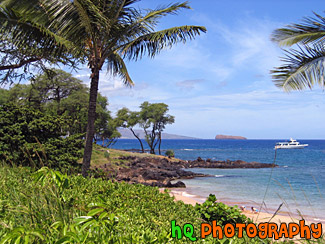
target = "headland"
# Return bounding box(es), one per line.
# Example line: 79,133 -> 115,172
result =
93,148 -> 276,187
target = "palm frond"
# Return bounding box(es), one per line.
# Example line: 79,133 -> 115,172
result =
0,1 -> 79,56
106,52 -> 134,87
272,12 -> 325,47
119,25 -> 206,60
136,2 -> 191,30
72,0 -> 94,36
41,0 -> 91,47
271,44 -> 325,91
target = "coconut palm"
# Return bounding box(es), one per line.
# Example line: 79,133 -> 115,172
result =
1,0 -> 206,176
271,12 -> 325,91
0,0 -> 78,82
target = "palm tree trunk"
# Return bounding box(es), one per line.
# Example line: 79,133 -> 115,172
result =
82,68 -> 100,177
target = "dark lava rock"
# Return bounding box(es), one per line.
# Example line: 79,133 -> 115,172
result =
181,159 -> 276,169
99,153 -> 276,188
166,181 -> 186,188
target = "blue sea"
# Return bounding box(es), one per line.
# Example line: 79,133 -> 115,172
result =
108,139 -> 325,221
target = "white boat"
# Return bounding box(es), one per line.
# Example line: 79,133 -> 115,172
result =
275,138 -> 308,149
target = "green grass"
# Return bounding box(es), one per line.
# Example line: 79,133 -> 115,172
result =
82,144 -> 181,169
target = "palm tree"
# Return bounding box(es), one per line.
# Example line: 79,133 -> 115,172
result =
0,0 -> 77,82
271,12 -> 325,91
2,0 -> 206,176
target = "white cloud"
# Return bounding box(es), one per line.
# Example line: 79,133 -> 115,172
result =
176,79 -> 205,90
213,17 -> 282,73
153,40 -> 234,81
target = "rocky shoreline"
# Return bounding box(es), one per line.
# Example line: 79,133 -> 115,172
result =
183,157 -> 276,169
96,155 -> 277,188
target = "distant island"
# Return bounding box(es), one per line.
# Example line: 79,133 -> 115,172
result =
215,134 -> 247,140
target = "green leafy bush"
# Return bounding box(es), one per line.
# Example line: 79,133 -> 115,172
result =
0,103 -> 82,171
0,166 -> 203,243
195,194 -> 250,226
165,149 -> 175,157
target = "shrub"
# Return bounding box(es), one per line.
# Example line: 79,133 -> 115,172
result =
195,194 -> 250,226
0,103 -> 82,171
165,149 -> 175,157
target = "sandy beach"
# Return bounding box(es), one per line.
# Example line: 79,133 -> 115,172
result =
161,188 -> 325,234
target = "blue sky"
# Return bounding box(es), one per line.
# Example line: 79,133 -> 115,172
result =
73,0 -> 325,139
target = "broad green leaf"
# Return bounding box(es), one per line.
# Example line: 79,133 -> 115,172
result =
87,208 -> 104,216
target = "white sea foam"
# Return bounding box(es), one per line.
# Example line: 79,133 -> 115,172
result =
215,175 -> 225,178
313,218 -> 325,222
182,192 -> 196,198
183,149 -> 194,151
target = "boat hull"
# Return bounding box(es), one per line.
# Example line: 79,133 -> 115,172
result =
275,144 -> 308,149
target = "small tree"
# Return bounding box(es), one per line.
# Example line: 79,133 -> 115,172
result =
139,102 -> 174,154
115,107 -> 144,153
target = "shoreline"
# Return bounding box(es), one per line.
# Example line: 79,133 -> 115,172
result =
161,188 -> 325,227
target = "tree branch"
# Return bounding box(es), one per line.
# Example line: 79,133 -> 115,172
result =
0,56 -> 41,71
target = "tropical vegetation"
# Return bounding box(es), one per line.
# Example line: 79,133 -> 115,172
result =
0,164 -> 271,243
195,194 -> 250,226
0,1 -> 76,83
1,69 -> 120,141
2,1 -> 322,243
0,0 -> 206,176
271,12 -> 325,91
0,103 -> 83,172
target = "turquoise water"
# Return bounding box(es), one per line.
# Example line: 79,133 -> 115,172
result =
109,139 -> 325,221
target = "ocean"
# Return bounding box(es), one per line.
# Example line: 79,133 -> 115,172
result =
108,139 -> 325,222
